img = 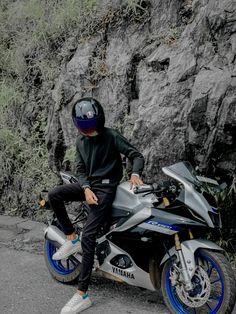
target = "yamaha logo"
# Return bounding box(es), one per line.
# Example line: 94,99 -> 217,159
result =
112,267 -> 135,279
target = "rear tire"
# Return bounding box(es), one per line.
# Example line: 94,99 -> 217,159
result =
161,249 -> 236,314
43,239 -> 81,284
43,212 -> 86,284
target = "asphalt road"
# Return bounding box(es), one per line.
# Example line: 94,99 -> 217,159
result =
0,215 -> 236,314
0,246 -> 169,314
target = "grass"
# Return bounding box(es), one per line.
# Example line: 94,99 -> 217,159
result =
0,0 -> 150,87
0,0 -> 100,218
0,80 -> 24,111
0,0 -> 151,220
0,0 -> 98,84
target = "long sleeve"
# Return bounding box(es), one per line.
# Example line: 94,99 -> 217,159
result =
114,131 -> 144,176
75,145 -> 90,189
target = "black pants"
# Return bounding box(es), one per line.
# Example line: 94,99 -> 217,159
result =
48,183 -> 116,292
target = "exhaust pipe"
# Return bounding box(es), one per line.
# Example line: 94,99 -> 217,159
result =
44,225 -> 66,247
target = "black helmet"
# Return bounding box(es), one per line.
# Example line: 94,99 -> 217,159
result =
72,97 -> 105,135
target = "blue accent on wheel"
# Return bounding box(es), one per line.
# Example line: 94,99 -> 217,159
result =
46,240 -> 79,275
166,250 -> 224,313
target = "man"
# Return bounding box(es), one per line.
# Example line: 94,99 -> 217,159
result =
48,97 -> 144,314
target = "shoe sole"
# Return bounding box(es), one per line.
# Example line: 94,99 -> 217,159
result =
61,299 -> 92,314
52,246 -> 82,261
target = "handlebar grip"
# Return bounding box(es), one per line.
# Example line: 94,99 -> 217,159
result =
133,185 -> 154,194
133,183 -> 170,195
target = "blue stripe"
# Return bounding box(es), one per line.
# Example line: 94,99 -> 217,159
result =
145,220 -> 182,231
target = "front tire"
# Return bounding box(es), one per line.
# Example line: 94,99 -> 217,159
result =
161,249 -> 236,314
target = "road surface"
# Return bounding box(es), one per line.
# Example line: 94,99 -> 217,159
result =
0,215 -> 235,314
0,246 -> 169,314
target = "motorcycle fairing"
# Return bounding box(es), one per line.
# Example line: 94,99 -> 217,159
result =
138,207 -> 207,235
139,220 -> 182,235
162,162 -> 217,228
98,240 -> 156,291
121,204 -> 207,236
114,207 -> 152,232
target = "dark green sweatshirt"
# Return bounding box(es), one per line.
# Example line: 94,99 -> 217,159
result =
75,127 -> 144,188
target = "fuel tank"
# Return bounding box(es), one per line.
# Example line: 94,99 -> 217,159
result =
112,182 -> 158,213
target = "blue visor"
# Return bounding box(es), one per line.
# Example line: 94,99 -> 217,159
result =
74,117 -> 97,135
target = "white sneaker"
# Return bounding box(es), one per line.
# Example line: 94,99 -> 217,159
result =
52,236 -> 82,260
61,293 -> 92,314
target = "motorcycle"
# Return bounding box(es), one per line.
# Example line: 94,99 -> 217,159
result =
43,161 -> 236,314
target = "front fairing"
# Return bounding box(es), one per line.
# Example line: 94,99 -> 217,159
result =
162,162 -> 218,228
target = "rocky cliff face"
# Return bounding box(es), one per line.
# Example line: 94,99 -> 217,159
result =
46,0 -> 236,183
1,0 -> 235,224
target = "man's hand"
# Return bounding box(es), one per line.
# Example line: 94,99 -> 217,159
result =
84,188 -> 98,205
130,174 -> 143,190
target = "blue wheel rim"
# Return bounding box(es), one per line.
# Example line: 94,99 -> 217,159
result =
46,240 -> 79,275
166,251 -> 224,314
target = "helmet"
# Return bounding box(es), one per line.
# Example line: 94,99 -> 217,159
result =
72,97 -> 105,135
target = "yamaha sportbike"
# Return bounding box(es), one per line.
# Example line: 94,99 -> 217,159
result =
43,161 -> 236,314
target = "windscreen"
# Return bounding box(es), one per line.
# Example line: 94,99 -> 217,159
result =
162,161 -> 215,227
164,161 -> 200,186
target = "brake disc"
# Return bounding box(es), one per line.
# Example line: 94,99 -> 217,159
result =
175,266 -> 211,308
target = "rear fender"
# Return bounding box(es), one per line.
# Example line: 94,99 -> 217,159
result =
160,239 -> 223,278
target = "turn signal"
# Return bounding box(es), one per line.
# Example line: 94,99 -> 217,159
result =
163,197 -> 170,206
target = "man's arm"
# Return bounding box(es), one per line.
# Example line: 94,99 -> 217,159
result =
114,131 -> 144,188
75,147 -> 90,190
75,142 -> 98,205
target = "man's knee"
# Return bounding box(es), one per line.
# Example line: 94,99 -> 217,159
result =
48,186 -> 62,203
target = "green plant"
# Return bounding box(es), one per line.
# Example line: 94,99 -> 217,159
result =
216,238 -> 236,270
0,81 -> 25,125
212,176 -> 236,208
0,0 -> 151,221
125,0 -> 149,14
0,0 -> 99,84
204,175 -> 236,262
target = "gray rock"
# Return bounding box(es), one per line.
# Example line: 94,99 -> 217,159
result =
0,216 -> 28,230
46,0 -> 236,180
0,215 -> 45,253
1,0 -> 236,234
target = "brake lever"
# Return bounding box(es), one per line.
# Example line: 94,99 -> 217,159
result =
142,191 -> 153,197
142,188 -> 166,197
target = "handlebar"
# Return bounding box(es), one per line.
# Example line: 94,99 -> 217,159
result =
133,185 -> 155,194
133,181 -> 176,195
133,183 -> 166,195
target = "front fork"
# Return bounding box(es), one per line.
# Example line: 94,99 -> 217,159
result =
174,231 -> 194,291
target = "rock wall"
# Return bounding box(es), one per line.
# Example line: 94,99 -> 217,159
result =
46,0 -> 236,184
